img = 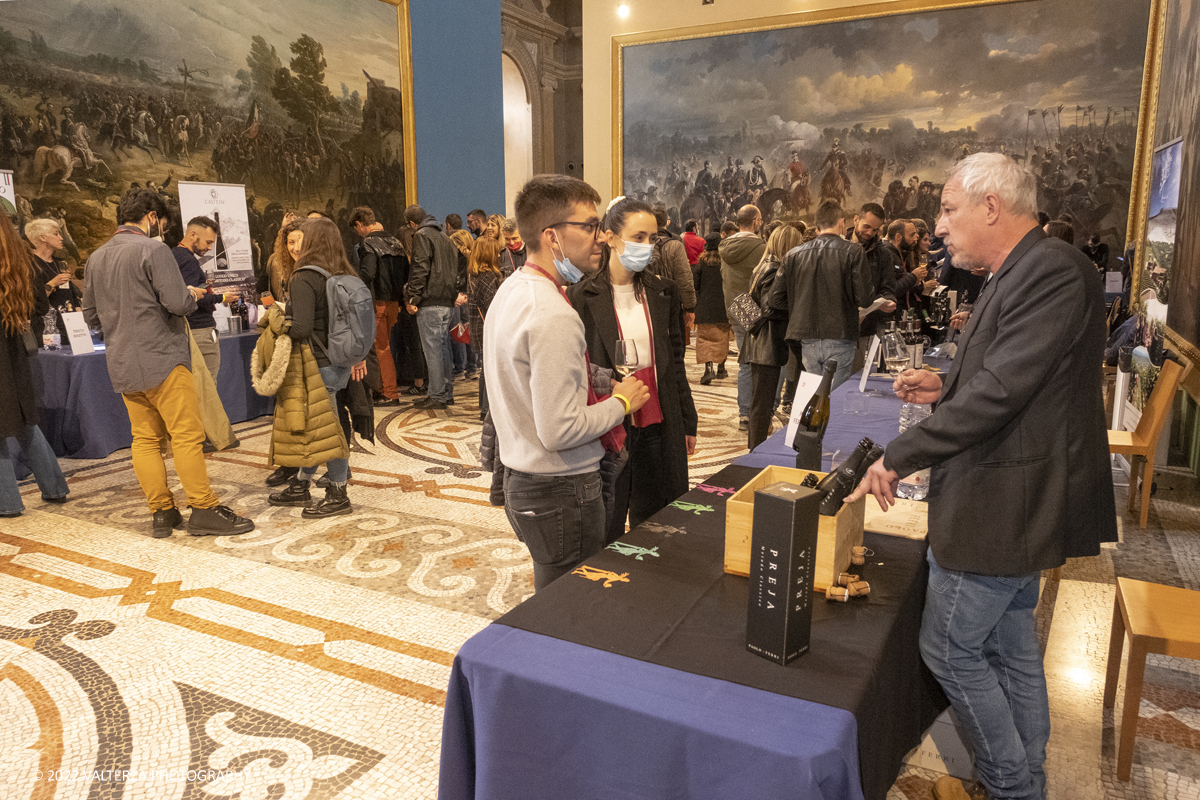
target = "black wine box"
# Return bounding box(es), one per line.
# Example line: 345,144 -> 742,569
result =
745,481 -> 820,666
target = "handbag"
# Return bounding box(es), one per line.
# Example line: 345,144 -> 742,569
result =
451,321 -> 471,344
22,327 -> 39,357
726,291 -> 763,331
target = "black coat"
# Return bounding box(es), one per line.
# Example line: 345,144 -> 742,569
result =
886,228 -> 1117,575
742,257 -> 789,367
692,249 -> 727,325
0,288 -> 49,438
567,273 -> 698,503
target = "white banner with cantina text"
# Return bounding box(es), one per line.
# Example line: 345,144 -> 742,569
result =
177,181 -> 255,297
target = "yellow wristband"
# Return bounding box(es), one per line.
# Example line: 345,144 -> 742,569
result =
612,393 -> 631,415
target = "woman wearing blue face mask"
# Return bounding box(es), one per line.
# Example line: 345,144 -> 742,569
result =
567,196 -> 698,544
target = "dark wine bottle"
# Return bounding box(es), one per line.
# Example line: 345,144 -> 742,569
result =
816,437 -> 874,494
818,464 -> 857,516
793,359 -> 838,470
796,359 -> 837,441
213,211 -> 229,270
853,444 -> 886,488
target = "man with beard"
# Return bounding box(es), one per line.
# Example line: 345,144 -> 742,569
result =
853,203 -> 899,368
747,156 -> 768,203
467,209 -> 487,238
887,219 -> 929,311
84,191 -> 253,538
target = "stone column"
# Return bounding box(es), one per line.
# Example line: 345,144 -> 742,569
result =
540,75 -> 558,174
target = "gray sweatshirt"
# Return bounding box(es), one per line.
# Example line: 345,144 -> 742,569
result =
483,270 -> 625,475
83,225 -> 197,393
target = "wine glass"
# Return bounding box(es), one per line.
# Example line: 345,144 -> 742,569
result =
883,332 -> 910,380
614,339 -> 638,380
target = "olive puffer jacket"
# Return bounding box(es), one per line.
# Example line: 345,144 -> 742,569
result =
253,305 -> 348,468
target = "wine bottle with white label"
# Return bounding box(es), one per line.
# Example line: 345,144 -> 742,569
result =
213,211 -> 230,270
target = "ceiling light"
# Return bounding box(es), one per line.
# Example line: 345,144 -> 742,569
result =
618,5 -> 630,18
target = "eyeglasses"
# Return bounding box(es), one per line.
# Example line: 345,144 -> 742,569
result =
546,220 -> 600,239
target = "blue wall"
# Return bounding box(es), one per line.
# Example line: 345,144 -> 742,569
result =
409,0 -> 505,221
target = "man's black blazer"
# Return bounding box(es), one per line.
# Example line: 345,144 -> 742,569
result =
886,227 -> 1117,576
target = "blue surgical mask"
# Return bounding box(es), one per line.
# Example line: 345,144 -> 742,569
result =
616,239 -> 653,272
550,238 -> 584,284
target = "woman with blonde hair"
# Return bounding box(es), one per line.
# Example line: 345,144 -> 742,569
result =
484,214 -> 505,241
26,216 -> 82,340
0,212 -> 68,516
466,236 -> 503,418
744,224 -> 805,450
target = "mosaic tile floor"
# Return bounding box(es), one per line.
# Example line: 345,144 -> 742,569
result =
2,354 -> 1199,800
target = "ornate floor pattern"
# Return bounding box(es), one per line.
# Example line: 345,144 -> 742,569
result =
2,354 -> 1199,799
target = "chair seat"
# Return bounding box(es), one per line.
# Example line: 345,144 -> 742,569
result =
1108,429 -> 1144,455
1118,578 -> 1200,659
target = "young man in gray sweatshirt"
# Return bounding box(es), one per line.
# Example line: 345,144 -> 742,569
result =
484,175 -> 649,590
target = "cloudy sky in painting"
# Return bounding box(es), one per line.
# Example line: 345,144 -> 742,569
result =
624,0 -> 1151,139
0,0 -> 401,97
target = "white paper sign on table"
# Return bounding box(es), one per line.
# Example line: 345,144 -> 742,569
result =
859,335 -> 881,394
60,311 -> 94,354
784,372 -> 824,448
1105,272 -> 1124,294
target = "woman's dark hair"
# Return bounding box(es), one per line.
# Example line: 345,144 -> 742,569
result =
1045,220 -> 1074,245
598,196 -> 656,303
295,217 -> 356,278
704,231 -> 721,251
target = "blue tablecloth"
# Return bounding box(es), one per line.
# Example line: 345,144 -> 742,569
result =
737,370 -> 903,471
31,330 -> 271,460
441,624 -> 863,800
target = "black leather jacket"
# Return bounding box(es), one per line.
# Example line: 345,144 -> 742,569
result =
767,233 -> 873,342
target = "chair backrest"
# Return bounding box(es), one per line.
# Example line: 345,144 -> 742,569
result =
1133,358 -> 1185,445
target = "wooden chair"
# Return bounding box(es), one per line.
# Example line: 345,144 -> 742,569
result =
1108,358 -> 1185,528
1104,578 -> 1200,781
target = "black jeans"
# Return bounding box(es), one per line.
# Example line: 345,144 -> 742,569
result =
504,468 -> 605,591
748,363 -> 783,451
608,423 -> 670,545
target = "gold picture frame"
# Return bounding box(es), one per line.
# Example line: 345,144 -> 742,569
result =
379,0 -> 419,205
610,0 -> 1164,248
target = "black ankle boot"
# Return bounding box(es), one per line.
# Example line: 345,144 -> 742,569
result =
716,361 -> 729,379
700,362 -> 715,385
303,482 -> 352,519
268,478 -> 311,507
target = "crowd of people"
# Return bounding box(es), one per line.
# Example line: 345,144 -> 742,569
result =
0,151 -> 1127,800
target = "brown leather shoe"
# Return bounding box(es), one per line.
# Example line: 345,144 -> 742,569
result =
932,776 -> 972,800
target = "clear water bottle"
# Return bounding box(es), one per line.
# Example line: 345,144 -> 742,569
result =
897,402 -> 931,500
42,310 -> 61,350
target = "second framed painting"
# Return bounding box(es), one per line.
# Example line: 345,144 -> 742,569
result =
615,0 -> 1155,260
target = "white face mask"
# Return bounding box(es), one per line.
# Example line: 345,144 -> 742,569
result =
616,238 -> 653,272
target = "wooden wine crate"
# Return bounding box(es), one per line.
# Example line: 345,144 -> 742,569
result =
725,465 -> 865,592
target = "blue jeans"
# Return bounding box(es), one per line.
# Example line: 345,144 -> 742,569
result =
298,366 -> 351,484
1,425 -> 68,514
503,468 -> 605,591
800,338 -> 856,390
732,322 -> 751,418
417,305 -> 454,402
921,550 -> 1048,800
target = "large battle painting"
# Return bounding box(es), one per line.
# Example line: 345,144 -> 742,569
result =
621,0 -> 1151,260
1152,0 -> 1200,351
0,0 -> 406,276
